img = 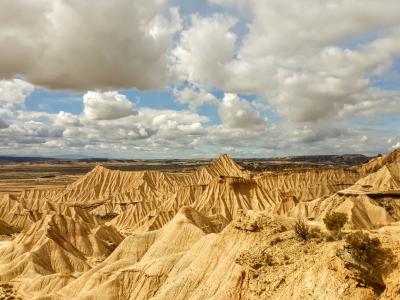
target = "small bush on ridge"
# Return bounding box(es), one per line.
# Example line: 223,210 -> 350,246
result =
323,212 -> 348,231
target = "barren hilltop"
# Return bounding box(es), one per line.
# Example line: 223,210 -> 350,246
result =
0,150 -> 399,299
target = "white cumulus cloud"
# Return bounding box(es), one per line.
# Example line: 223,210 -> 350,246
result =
83,91 -> 137,120
54,111 -> 81,127
170,14 -> 237,87
0,0 -> 180,91
173,85 -> 218,111
0,79 -> 34,107
218,93 -> 267,129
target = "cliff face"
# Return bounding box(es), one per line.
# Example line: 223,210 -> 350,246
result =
0,151 -> 399,299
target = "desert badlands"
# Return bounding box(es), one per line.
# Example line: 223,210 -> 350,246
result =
2,0 -> 400,299
0,150 -> 397,299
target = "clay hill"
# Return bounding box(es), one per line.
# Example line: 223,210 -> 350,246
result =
0,150 -> 399,299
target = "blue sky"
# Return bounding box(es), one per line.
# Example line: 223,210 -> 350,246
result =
26,90 -> 84,114
0,0 -> 399,158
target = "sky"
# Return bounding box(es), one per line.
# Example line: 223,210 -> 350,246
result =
0,0 -> 399,159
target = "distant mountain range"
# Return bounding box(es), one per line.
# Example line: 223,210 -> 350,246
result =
0,154 -> 371,165
0,156 -> 57,162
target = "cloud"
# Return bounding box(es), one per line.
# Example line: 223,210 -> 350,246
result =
0,104 -> 396,158
218,93 -> 267,129
212,0 -> 400,55
175,1 -> 400,134
0,106 -> 212,156
269,34 -> 400,122
0,118 -> 8,129
0,116 -> 63,146
54,111 -> 81,127
0,79 -> 34,107
271,71 -> 369,122
0,0 -> 180,91
286,121 -> 347,144
60,108 -> 209,154
173,85 -> 218,111
0,1 -> 399,158
170,14 -> 237,87
83,91 -> 137,120
203,0 -> 398,93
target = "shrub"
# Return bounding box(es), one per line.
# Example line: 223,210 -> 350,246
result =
294,217 -> 309,240
323,212 -> 348,231
345,231 -> 381,263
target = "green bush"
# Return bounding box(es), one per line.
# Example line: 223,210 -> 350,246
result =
323,212 -> 348,231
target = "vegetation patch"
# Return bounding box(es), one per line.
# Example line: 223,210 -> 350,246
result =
294,217 -> 309,240
323,212 -> 348,232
